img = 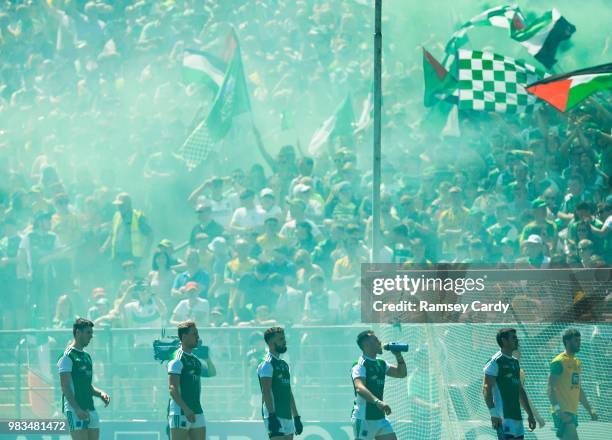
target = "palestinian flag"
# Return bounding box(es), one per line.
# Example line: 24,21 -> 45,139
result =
423,48 -> 457,107
512,8 -> 575,69
182,49 -> 226,92
308,94 -> 355,155
527,63 -> 612,112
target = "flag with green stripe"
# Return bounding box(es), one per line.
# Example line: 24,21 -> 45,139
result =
182,48 -> 226,92
526,63 -> 612,112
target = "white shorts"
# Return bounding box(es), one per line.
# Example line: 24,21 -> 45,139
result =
168,413 -> 206,430
66,409 -> 99,432
264,417 -> 295,436
352,417 -> 394,440
498,418 -> 525,438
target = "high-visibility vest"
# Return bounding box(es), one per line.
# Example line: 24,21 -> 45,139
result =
111,210 -> 146,258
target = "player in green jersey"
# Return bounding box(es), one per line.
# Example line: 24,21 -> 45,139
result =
258,327 -> 303,439
548,328 -> 597,440
168,320 -> 217,440
483,328 -> 536,440
57,318 -> 110,440
351,330 -> 407,440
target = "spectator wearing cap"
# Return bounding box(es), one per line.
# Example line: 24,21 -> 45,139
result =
258,188 -> 282,220
0,216 -> 25,329
292,181 -> 323,219
191,232 -> 214,273
516,234 -> 551,268
189,177 -> 239,227
281,198 -> 322,244
520,198 -> 558,252
172,248 -> 210,299
101,191 -> 153,276
437,186 -> 469,258
18,211 -> 62,321
257,215 -> 289,258
157,239 -> 183,269
189,202 -> 224,246
170,281 -> 210,327
230,189 -> 265,233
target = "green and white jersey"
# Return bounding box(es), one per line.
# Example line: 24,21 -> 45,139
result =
168,348 -> 205,415
57,346 -> 95,412
257,352 -> 292,419
483,351 -> 522,421
351,354 -> 390,420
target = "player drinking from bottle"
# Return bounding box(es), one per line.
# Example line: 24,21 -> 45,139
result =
168,320 -> 217,440
351,330 -> 407,440
258,327 -> 303,439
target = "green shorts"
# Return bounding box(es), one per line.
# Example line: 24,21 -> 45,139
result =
553,412 -> 578,438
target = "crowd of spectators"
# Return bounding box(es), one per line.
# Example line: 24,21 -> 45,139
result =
0,0 -> 610,331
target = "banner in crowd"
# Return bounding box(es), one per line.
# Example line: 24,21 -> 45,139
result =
527,62 -> 612,112
308,94 -> 355,155
179,30 -> 251,168
442,5 -> 575,71
457,49 -> 546,113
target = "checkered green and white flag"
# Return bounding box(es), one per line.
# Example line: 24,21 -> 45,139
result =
457,49 -> 547,113
443,5 -> 524,70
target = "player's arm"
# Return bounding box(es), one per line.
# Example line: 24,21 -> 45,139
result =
59,372 -> 89,420
91,384 -> 110,406
518,382 -> 536,430
547,361 -> 563,410
386,353 -> 407,378
483,374 -> 502,429
579,387 -> 597,420
260,376 -> 275,415
201,353 -> 216,378
353,377 -> 391,415
168,372 -> 195,422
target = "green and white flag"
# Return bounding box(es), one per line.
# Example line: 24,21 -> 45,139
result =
182,48 -> 226,92
354,85 -> 373,134
457,49 -> 546,113
511,8 -> 575,69
180,38 -> 251,168
443,5 -> 574,71
308,94 -> 355,155
443,5 -> 524,70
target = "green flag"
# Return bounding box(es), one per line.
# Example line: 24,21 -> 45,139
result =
180,33 -> 251,168
308,94 -> 355,155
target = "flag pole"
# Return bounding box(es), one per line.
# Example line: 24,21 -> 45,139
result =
372,0 -> 382,263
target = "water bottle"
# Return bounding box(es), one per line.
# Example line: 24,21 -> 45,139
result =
383,342 -> 409,352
